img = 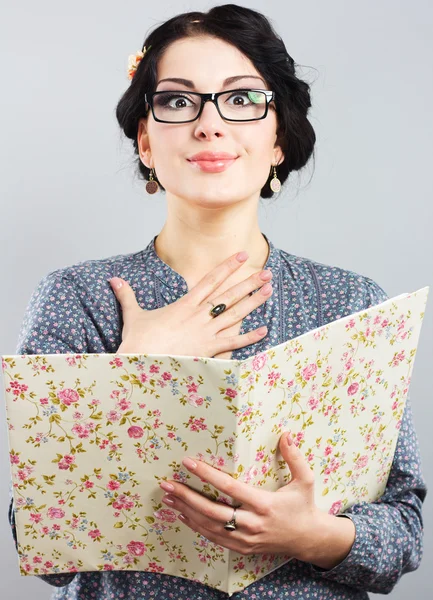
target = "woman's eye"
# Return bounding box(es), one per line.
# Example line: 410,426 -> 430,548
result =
226,92 -> 252,106
155,94 -> 196,110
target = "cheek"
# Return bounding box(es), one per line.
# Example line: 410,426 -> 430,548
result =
148,120 -> 277,195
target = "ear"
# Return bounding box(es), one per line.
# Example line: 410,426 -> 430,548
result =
273,145 -> 285,167
137,117 -> 153,169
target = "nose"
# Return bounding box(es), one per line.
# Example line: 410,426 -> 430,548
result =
201,97 -> 222,119
193,97 -> 226,138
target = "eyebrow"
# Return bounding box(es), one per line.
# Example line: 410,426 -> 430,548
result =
156,75 -> 266,89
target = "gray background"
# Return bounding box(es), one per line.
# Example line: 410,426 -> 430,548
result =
1,1 -> 432,598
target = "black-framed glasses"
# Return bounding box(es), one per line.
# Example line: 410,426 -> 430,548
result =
144,88 -> 275,123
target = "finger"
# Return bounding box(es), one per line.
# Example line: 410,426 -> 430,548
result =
109,277 -> 141,317
186,251 -> 249,306
176,513 -> 240,553
180,457 -> 266,509
202,268 -> 272,318
162,493 -> 253,536
279,433 -> 314,484
207,281 -> 273,330
212,326 -> 269,357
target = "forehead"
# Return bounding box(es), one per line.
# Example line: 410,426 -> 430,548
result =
156,36 -> 266,90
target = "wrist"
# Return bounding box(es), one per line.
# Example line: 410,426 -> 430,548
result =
295,509 -> 356,569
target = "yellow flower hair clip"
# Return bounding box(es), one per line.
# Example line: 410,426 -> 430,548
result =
127,45 -> 151,80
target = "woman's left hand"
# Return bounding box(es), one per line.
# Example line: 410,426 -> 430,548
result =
159,431 -> 323,559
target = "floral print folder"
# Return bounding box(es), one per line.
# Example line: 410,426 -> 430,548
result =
1,287 -> 429,596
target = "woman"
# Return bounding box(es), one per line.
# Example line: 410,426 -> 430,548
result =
9,4 -> 426,599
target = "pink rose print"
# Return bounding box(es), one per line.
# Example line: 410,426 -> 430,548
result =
347,382 -> 359,396
149,364 -> 160,373
153,508 -> 177,523
252,353 -> 267,371
307,396 -> 319,410
107,480 -> 121,491
88,529 -> 101,539
187,393 -> 204,407
226,388 -> 237,399
9,453 -> 20,465
47,507 -> 65,519
186,417 -> 207,432
391,350 -> 406,367
103,564 -> 114,571
126,541 -> 147,556
109,357 -> 123,368
57,388 -> 79,406
128,426 -> 144,439
148,562 -> 165,573
302,363 -> 317,381
112,494 -> 135,511
72,422 -> 94,439
29,513 -> 43,524
106,410 -> 121,422
58,454 -> 76,470
329,500 -> 343,515
117,399 -> 132,411
355,455 -> 369,470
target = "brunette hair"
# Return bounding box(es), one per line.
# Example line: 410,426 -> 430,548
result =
116,3 -> 316,198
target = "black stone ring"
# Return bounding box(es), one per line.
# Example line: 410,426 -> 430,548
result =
209,302 -> 226,318
224,507 -> 238,531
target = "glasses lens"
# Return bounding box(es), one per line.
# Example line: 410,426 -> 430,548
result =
152,92 -> 201,122
218,90 -> 267,121
151,90 -> 267,122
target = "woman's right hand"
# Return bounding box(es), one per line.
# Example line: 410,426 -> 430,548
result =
109,251 -> 273,359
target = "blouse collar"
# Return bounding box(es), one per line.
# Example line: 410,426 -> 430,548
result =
143,232 -> 282,291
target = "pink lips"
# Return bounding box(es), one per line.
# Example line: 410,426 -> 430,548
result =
187,151 -> 238,173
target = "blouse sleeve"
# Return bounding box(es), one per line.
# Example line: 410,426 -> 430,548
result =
8,269 -> 92,588
307,277 -> 427,594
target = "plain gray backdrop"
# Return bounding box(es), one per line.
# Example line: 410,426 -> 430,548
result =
1,1 -> 432,598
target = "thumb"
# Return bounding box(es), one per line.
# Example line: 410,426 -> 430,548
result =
109,277 -> 141,316
278,432 -> 313,485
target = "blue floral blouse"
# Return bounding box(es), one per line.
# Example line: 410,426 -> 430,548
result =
9,233 -> 426,599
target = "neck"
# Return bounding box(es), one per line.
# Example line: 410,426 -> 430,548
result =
153,195 -> 270,287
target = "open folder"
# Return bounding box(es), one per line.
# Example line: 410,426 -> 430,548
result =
1,286 -> 429,596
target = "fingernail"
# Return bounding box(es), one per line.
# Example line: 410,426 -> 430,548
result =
162,495 -> 175,505
109,277 -> 123,290
261,283 -> 272,294
260,270 -> 272,280
257,326 -> 267,335
287,433 -> 293,446
160,481 -> 175,492
236,251 -> 248,262
182,457 -> 197,470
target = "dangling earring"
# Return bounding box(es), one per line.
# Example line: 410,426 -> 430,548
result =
270,164 -> 281,193
146,168 -> 159,194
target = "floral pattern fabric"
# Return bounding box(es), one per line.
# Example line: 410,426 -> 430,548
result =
8,234 -> 427,599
